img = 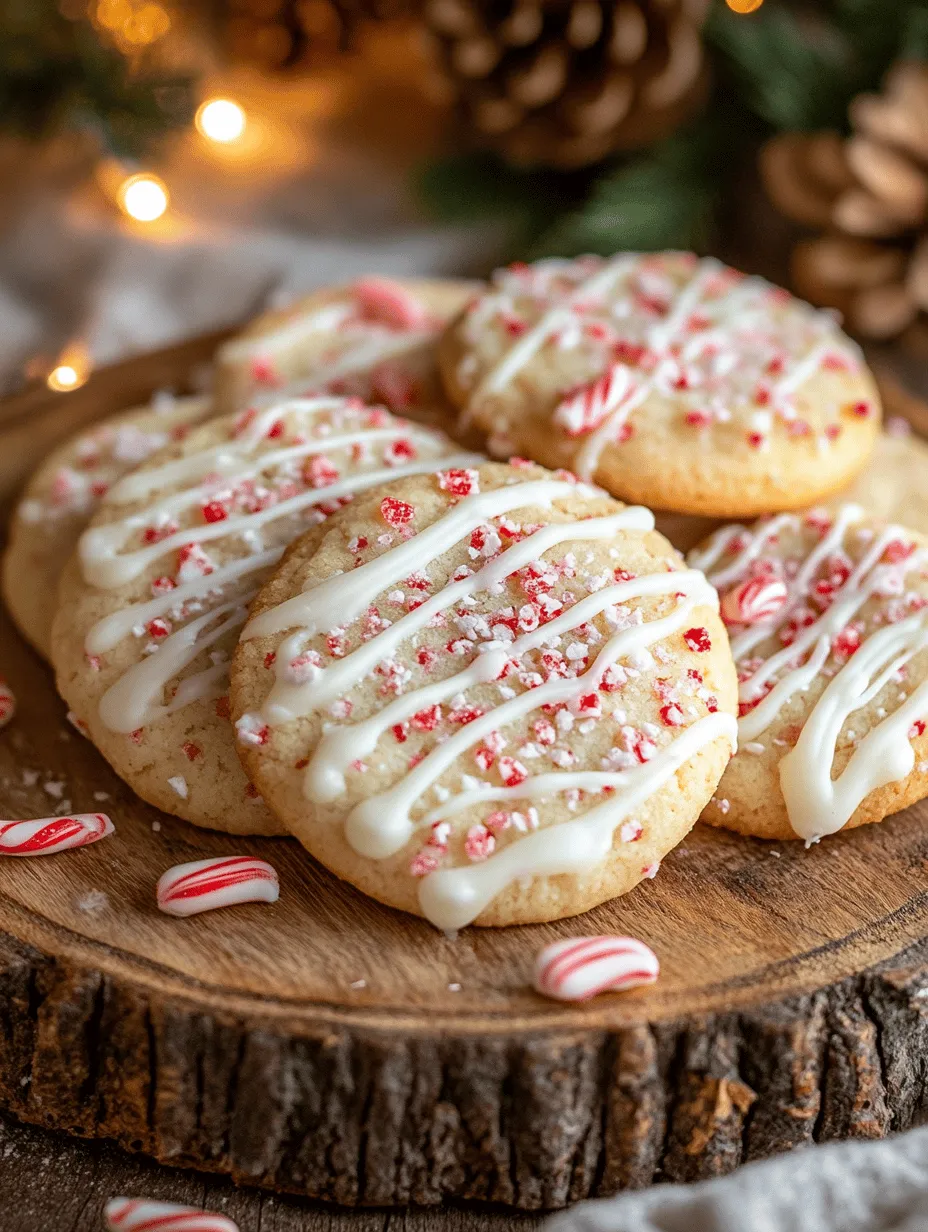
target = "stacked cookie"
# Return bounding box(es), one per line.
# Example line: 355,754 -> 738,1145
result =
6,258 -> 928,931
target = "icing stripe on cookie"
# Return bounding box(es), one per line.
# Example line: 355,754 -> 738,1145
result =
75,397 -> 475,736
692,506 -> 928,840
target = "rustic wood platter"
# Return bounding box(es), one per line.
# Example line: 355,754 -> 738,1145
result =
1,339 -> 928,1212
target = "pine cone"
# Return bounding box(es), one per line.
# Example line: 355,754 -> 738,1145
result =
218,0 -> 415,67
762,61 -> 928,340
420,0 -> 710,169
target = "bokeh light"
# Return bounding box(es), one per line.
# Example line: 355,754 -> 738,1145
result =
196,98 -> 247,144
725,0 -> 765,11
118,173 -> 169,222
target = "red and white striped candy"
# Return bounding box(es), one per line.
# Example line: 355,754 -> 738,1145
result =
354,277 -> 426,330
720,575 -> 789,625
553,363 -> 634,437
156,856 -> 279,918
0,813 -> 113,857
0,677 -> 14,728
533,935 -> 659,1002
104,1197 -> 239,1232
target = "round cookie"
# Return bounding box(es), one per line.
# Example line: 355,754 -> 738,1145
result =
439,253 -> 881,517
214,276 -> 481,439
653,427 -> 928,557
690,506 -> 928,841
3,394 -> 213,659
231,461 -> 738,928
52,396 -> 478,835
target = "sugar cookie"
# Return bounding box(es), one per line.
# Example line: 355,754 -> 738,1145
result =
3,394 -> 213,658
231,461 -> 737,927
52,397 -> 477,835
214,276 -> 480,438
691,506 -> 928,841
439,253 -> 880,517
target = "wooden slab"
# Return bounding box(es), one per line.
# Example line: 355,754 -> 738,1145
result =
1,343 -> 928,1211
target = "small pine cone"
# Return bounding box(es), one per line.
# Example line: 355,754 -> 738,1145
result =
421,0 -> 710,169
762,60 -> 928,340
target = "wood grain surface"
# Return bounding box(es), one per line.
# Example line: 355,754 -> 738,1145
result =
1,338 -> 928,1215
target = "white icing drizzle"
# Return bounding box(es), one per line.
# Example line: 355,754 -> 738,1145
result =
344,575 -> 713,860
263,509 -> 653,722
244,479 -> 617,640
85,548 -> 284,655
99,598 -> 250,732
244,474 -> 731,928
306,569 -> 712,806
466,253 -> 866,483
78,397 -> 469,736
780,612 -> 928,840
693,506 -> 928,840
418,712 -> 737,930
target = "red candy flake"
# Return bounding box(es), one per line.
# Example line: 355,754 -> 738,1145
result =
380,496 -> 415,528
684,409 -> 712,429
909,720 -> 926,738
129,728 -> 144,744
201,500 -> 227,524
142,523 -> 174,545
474,745 -> 495,771
660,703 -> 685,727
354,277 -> 426,329
574,693 -> 602,717
600,664 -> 626,692
683,627 -> 711,653
182,741 -> 202,761
754,385 -> 771,407
176,543 -> 215,582
448,704 -> 485,725
519,560 -> 558,600
438,468 -> 480,497
326,632 -> 346,658
502,313 -> 528,337
509,456 -> 534,469
236,715 -> 269,747
151,575 -> 175,596
372,362 -> 417,412
392,723 -> 409,744
416,646 -> 438,671
305,454 -> 340,489
884,539 -> 916,564
823,352 -> 850,371
533,719 -> 556,746
613,567 -> 636,582
847,400 -> 872,418
264,651 -> 277,669
411,704 -> 442,732
824,422 -> 843,441
832,626 -> 861,660
787,419 -> 813,438
215,697 -> 231,719
384,436 -> 417,465
410,847 -> 442,877
613,340 -> 651,367
464,824 -> 496,862
746,431 -> 765,450
249,357 -> 278,386
498,756 -> 528,787
485,810 -> 512,834
147,618 -> 171,639
554,363 -> 629,438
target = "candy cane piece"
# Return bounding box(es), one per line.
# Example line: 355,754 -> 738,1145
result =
354,278 -> 427,330
553,363 -> 634,438
0,813 -> 113,857
720,575 -> 789,626
0,677 -> 15,729
104,1197 -> 239,1232
156,856 -> 279,917
533,935 -> 659,1002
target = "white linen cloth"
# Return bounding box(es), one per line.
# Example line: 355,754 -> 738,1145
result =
545,1128 -> 928,1232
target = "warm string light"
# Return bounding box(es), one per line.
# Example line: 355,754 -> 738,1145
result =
118,172 -> 169,221
47,343 -> 91,393
196,98 -> 247,144
725,0 -> 765,11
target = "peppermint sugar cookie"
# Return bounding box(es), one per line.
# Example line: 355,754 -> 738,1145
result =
691,506 -> 928,841
440,253 -> 880,517
52,397 -> 477,835
232,461 -> 738,928
3,393 -> 213,659
214,276 -> 479,432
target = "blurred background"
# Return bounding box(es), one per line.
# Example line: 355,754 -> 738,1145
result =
2,0 -> 927,396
